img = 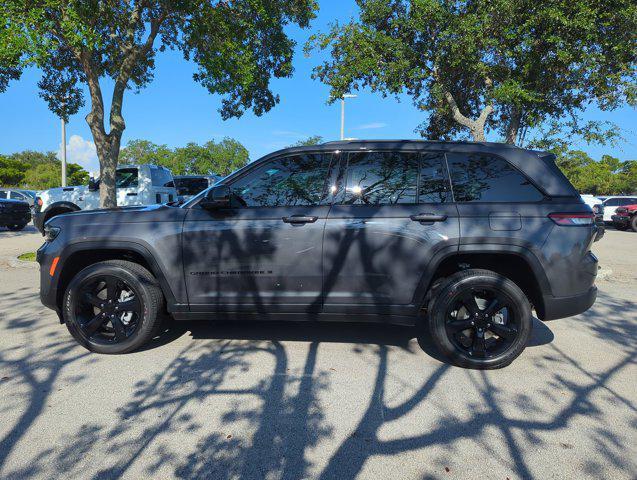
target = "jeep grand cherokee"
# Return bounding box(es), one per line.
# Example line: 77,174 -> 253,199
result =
37,140 -> 600,369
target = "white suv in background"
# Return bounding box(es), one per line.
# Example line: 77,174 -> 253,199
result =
602,196 -> 637,223
34,164 -> 177,232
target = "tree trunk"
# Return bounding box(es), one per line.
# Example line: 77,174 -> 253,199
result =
443,90 -> 492,142
94,134 -> 122,208
505,107 -> 522,144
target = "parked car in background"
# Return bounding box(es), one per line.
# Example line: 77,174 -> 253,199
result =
580,194 -> 604,223
0,188 -> 37,208
37,140 -> 600,369
602,196 -> 637,223
611,204 -> 637,232
0,197 -> 31,231
33,164 -> 177,233
173,175 -> 222,202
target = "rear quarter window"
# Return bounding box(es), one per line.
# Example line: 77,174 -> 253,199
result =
447,153 -> 544,202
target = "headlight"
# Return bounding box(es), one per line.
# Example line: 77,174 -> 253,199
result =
44,226 -> 61,242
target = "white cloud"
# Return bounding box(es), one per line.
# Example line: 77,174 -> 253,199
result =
356,122 -> 388,130
58,134 -> 99,175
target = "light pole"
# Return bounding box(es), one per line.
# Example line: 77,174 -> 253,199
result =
61,116 -> 67,187
340,94 -> 357,140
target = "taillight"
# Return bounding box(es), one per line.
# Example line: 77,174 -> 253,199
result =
36,197 -> 43,207
548,213 -> 595,226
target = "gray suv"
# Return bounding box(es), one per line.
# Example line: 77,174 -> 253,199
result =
37,141 -> 600,369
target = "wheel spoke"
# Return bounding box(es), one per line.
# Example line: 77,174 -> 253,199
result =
83,314 -> 106,336
83,292 -> 103,308
489,323 -> 517,340
105,277 -> 119,302
471,332 -> 486,356
111,316 -> 127,341
483,297 -> 504,316
459,290 -> 480,316
446,319 -> 474,333
117,297 -> 139,312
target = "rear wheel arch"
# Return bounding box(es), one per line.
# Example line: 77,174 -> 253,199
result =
416,247 -> 549,318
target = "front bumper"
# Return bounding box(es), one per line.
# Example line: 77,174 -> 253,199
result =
541,286 -> 598,321
37,242 -> 62,317
611,215 -> 630,227
0,210 -> 31,226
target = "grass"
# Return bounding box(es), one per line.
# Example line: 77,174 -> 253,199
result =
18,252 -> 36,262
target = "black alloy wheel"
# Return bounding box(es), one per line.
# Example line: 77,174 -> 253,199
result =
427,269 -> 533,369
75,275 -> 142,344
445,287 -> 520,359
63,260 -> 164,354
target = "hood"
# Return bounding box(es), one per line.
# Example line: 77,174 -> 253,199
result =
48,203 -> 187,227
39,185 -> 88,196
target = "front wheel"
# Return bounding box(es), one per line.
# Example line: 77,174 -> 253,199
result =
7,223 -> 26,231
63,260 -> 164,354
631,216 -> 637,233
426,269 -> 533,369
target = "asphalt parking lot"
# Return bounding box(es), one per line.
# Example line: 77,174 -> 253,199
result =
0,226 -> 635,479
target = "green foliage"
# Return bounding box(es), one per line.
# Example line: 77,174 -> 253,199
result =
0,151 -> 88,189
307,0 -> 637,143
287,135 -> 323,147
0,0 -> 317,207
551,149 -> 637,195
119,137 -> 250,176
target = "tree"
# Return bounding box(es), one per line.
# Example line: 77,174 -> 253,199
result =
287,135 -> 323,147
307,0 -> 636,143
1,1 -> 316,207
119,137 -> 250,176
22,161 -> 89,190
0,155 -> 28,186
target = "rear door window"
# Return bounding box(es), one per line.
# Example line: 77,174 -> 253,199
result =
150,167 -> 174,187
342,151 -> 419,205
447,153 -> 544,202
0,191 -> 6,199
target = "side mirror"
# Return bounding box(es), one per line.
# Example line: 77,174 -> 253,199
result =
88,177 -> 99,191
200,184 -> 230,210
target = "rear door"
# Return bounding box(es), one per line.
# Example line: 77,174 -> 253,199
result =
322,150 -> 459,315
182,151 -> 336,313
115,167 -> 142,206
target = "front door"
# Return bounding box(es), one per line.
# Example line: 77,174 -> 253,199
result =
322,150 -> 460,314
182,152 -> 336,314
115,167 -> 141,206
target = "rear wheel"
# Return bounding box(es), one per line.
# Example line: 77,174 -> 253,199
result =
7,223 -> 26,231
631,215 -> 637,232
63,260 -> 164,354
427,269 -> 533,369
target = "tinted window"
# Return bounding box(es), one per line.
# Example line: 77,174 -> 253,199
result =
620,198 -> 637,206
419,153 -> 450,203
230,153 -> 331,207
342,151 -> 419,205
12,192 -> 26,200
604,198 -> 620,206
150,167 -> 174,187
448,153 -> 543,202
116,168 -> 139,188
0,191 -> 6,199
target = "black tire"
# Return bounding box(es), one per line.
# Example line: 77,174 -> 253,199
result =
631,215 -> 637,233
614,224 -> 628,231
63,260 -> 164,354
426,269 -> 533,369
7,223 -> 26,231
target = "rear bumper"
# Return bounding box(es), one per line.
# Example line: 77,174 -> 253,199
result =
540,286 -> 597,320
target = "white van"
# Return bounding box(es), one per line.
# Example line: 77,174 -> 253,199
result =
34,164 -> 177,232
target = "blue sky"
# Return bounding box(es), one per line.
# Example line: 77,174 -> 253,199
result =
0,1 -> 635,175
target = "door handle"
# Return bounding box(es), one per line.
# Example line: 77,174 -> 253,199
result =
126,192 -> 138,196
282,215 -> 318,224
410,213 -> 448,223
